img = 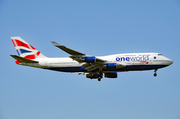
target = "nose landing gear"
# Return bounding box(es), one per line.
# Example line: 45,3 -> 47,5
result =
98,77 -> 102,81
98,71 -> 103,81
154,69 -> 158,77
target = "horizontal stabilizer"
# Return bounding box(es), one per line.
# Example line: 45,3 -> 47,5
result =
10,55 -> 39,63
51,41 -> 85,56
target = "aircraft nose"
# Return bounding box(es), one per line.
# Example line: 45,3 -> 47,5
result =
169,60 -> 173,65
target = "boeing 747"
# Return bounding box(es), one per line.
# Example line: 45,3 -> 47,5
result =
11,37 -> 173,81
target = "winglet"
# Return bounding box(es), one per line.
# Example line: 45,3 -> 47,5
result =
51,41 -> 85,56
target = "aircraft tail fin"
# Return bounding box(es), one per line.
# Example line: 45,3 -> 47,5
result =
11,37 -> 47,63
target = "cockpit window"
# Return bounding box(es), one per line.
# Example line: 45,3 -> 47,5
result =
158,54 -> 162,56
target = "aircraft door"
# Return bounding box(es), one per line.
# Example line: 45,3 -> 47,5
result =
44,61 -> 49,68
149,56 -> 153,64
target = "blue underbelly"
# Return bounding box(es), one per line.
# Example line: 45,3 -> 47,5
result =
46,65 -> 168,72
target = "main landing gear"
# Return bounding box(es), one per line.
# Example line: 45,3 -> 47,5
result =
154,69 -> 158,77
98,71 -> 103,81
86,71 -> 103,81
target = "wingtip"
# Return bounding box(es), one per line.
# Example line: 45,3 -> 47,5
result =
51,41 -> 65,48
51,41 -> 59,46
51,41 -> 55,43
51,41 -> 56,44
10,54 -> 16,57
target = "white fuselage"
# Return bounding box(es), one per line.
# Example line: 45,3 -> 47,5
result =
20,53 -> 173,73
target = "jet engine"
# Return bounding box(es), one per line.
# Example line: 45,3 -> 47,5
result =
105,72 -> 117,78
104,63 -> 117,69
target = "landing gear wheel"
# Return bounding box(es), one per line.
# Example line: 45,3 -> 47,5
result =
98,78 -> 101,81
154,73 -> 157,77
154,69 -> 158,77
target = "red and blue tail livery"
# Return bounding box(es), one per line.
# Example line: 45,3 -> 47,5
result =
11,37 -> 46,64
11,37 -> 173,81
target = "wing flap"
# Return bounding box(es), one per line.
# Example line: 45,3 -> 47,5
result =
10,55 -> 39,63
82,63 -> 99,72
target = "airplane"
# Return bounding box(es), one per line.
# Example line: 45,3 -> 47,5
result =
10,37 -> 173,81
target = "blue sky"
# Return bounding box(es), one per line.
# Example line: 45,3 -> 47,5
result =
1,0 -> 180,119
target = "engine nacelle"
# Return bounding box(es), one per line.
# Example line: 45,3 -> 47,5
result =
81,56 -> 96,63
104,63 -> 117,69
105,72 -> 117,78
86,73 -> 100,79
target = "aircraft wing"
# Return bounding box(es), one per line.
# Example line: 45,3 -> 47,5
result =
51,41 -> 105,63
51,41 -> 125,72
51,41 -> 85,56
